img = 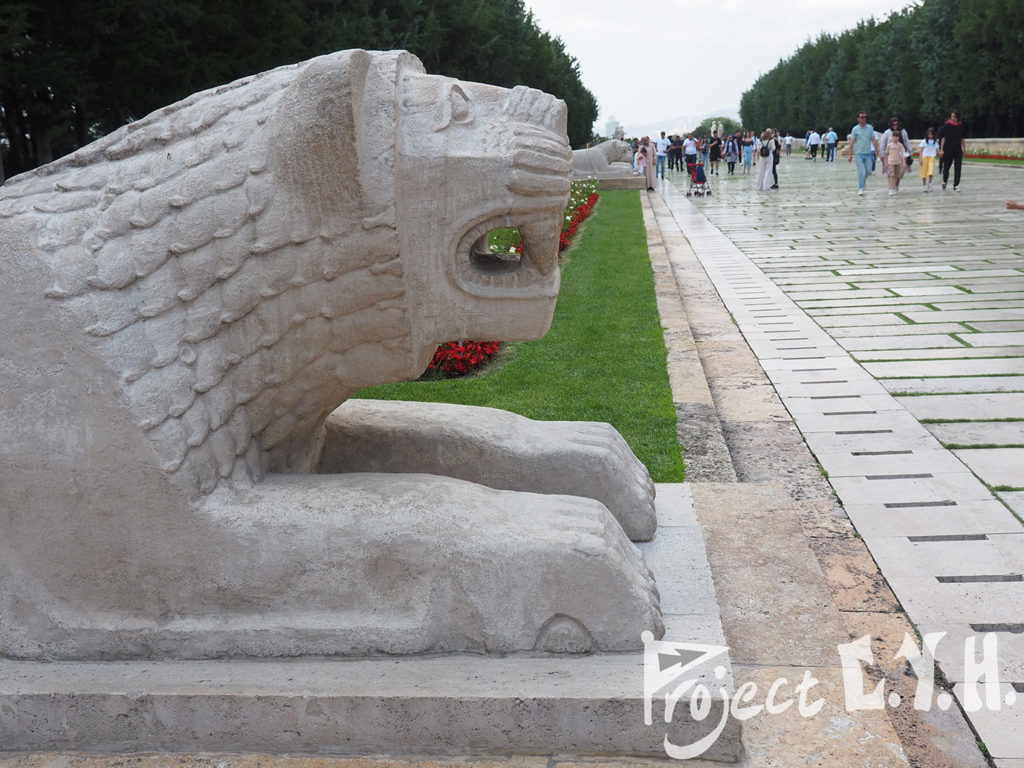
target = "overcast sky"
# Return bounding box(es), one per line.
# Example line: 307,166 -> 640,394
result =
524,0 -> 918,135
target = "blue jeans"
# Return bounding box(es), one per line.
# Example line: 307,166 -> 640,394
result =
855,153 -> 873,189
656,154 -> 666,178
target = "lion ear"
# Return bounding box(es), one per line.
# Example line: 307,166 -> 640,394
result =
269,50 -> 373,237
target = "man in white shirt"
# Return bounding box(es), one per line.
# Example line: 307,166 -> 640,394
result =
808,129 -> 821,161
655,131 -> 670,179
682,133 -> 699,169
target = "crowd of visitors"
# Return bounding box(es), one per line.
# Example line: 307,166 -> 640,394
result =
625,107 -> 974,198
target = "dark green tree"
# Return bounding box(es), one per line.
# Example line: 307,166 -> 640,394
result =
739,0 -> 1024,139
0,0 -> 599,179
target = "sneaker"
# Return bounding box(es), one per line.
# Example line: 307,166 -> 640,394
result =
858,188 -> 864,196
888,189 -> 896,196
770,184 -> 779,189
942,182 -> 947,190
954,185 -> 960,192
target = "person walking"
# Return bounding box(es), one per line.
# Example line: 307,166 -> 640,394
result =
682,132 -> 699,170
770,129 -> 781,189
880,117 -> 911,196
708,131 -> 722,175
784,132 -> 793,156
655,131 -> 670,179
847,110 -> 880,195
638,135 -> 657,191
742,131 -> 755,174
825,127 -> 838,161
938,108 -> 966,191
724,132 -> 739,175
807,128 -> 821,161
755,129 -> 777,191
669,135 -> 683,171
919,127 -> 939,192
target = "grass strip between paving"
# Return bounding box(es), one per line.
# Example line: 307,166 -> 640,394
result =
355,189 -> 685,482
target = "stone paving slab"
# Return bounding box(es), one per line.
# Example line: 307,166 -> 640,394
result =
784,407 -> 928,435
843,499 -> 1024,537
922,620 -> 1024,686
837,334 -> 968,351
829,323 -> 973,337
801,428 -> 942,456
952,448 -> 1024,488
883,377 -> 1024,395
782,393 -> 910,416
861,533 -> 1024,578
772,377 -> 893,398
855,346 -> 1024,360
926,421 -> 1024,447
999,491 -> 1024,519
967,320 -> 1024,333
896,392 -> 1024,421
952,682 -> 1024,760
829,472 -> 995,505
810,448 -> 970,478
966,331 -> 1024,347
864,358 -> 1024,378
891,285 -> 975,296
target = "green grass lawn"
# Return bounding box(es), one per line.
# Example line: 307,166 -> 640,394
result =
355,189 -> 685,482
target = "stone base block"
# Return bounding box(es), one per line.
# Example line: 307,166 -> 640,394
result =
595,176 -> 647,190
0,485 -> 739,761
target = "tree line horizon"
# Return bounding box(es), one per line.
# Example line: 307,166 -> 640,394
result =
0,0 -> 598,182
739,0 -> 1022,139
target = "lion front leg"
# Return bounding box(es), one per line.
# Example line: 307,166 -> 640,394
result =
187,472 -> 663,656
319,399 -> 657,540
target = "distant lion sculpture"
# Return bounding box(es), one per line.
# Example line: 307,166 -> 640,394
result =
572,139 -> 635,179
0,50 -> 661,660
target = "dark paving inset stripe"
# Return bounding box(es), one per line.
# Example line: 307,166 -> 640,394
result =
908,534 -> 989,542
937,574 -> 1023,583
853,450 -> 913,455
837,429 -> 893,435
866,474 -> 934,480
884,500 -> 958,508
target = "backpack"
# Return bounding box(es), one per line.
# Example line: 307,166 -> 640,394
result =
759,140 -> 771,158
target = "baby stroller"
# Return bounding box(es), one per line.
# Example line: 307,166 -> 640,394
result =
686,160 -> 712,197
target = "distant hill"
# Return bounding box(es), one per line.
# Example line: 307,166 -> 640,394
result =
623,108 -> 740,139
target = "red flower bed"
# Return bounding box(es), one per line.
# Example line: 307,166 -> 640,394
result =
965,153 -> 1024,161
427,340 -> 501,377
560,192 -> 599,251
427,184 -> 599,377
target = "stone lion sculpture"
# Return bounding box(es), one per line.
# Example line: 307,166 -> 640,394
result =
572,139 -> 635,179
0,50 -> 661,660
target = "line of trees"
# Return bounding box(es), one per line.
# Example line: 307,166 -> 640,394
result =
0,0 -> 598,181
739,0 -> 1024,138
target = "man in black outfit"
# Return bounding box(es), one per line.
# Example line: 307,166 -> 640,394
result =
938,108 -> 966,191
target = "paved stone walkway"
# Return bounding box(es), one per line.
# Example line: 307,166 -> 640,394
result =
660,156 -> 1024,765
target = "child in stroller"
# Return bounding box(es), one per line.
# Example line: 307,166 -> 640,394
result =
686,159 -> 712,197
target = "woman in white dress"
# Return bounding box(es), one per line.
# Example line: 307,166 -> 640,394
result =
756,129 -> 776,191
